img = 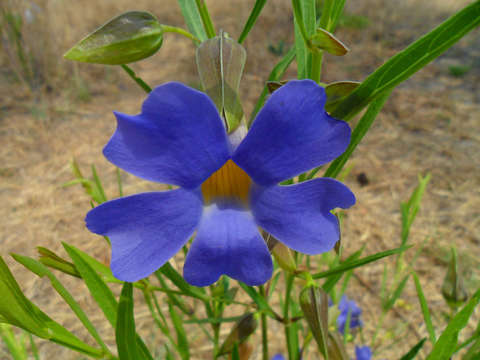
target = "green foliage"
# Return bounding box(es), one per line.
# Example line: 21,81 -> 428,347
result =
448,64 -> 471,77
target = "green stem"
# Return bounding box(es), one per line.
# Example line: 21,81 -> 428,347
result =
195,0 -> 216,38
120,64 -> 152,93
284,273 -> 295,360
162,25 -> 201,43
259,285 -> 269,360
291,0 -> 311,49
310,50 -> 323,83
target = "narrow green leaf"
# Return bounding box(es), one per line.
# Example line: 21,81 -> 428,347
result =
384,274 -> 410,311
157,262 -> 208,301
177,0 -> 207,41
463,336 -> 480,360
37,247 -> 81,278
292,0 -> 315,79
184,316 -> 244,324
312,246 -> 410,279
323,90 -> 392,179
0,324 -> 28,360
28,333 -> 39,360
0,257 -> 104,357
116,283 -> 138,360
399,338 -> 427,360
426,289 -> 480,360
238,283 -> 281,321
91,165 -> 107,203
332,1 -> 480,121
167,304 -> 190,360
319,0 -> 347,32
231,343 -> 240,360
249,47 -> 296,125
322,248 -> 363,293
238,0 -> 267,44
63,243 -> 117,326
64,11 -> 163,65
12,254 -> 110,354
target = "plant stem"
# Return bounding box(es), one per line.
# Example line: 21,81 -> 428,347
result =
284,273 -> 295,360
162,25 -> 201,43
310,50 -> 323,83
259,285 -> 269,360
195,0 -> 216,38
120,64 -> 152,93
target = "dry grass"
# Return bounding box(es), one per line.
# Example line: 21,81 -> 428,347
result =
1,0 -> 479,359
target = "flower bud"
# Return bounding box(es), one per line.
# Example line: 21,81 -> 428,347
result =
442,247 -> 468,309
299,285 -> 329,357
218,313 -> 258,356
64,11 -> 163,65
272,242 -> 297,273
327,332 -> 349,360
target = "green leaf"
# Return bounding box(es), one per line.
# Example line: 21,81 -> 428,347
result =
332,1 -> 480,121
63,244 -> 154,360
292,0 -> 316,79
238,283 -> 281,321
177,0 -> 207,41
196,32 -> 246,133
157,262 -> 208,302
310,28 -> 349,56
399,338 -> 427,360
117,283 -> 138,360
401,174 -> 431,244
412,272 -> 436,344
63,243 -> 118,326
37,247 -> 81,278
64,11 -> 163,65
383,274 -> 410,311
168,304 -> 190,360
12,254 -> 110,354
322,90 -> 392,179
0,324 -> 28,360
0,257 -> 104,357
319,0 -> 347,32
249,47 -> 296,125
322,248 -> 363,293
463,336 -> 480,360
426,289 -> 480,360
312,246 -> 410,279
238,0 -> 267,44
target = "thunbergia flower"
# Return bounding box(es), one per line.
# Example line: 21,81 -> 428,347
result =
355,345 -> 372,360
337,295 -> 363,333
271,355 -> 286,360
85,79 -> 355,286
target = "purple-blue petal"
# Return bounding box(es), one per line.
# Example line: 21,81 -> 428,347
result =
233,80 -> 351,186
337,295 -> 363,333
271,355 -> 286,360
183,204 -> 273,286
251,178 -> 355,254
85,189 -> 202,282
104,82 -> 230,189
355,346 -> 372,360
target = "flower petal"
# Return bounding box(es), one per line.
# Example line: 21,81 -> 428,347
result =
104,82 -> 230,188
251,178 -> 355,254
233,80 -> 351,185
183,204 -> 272,286
85,189 -> 203,282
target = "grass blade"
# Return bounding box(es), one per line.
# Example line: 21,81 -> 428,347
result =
312,246 -> 410,279
332,1 -> 480,121
117,283 -> 138,360
400,338 -> 427,360
412,272 -> 436,343
426,289 -> 480,360
177,0 -> 207,41
238,0 -> 267,44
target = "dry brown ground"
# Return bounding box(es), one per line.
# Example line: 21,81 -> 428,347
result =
1,0 -> 479,359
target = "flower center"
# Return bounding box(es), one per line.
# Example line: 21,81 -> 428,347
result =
201,160 -> 251,205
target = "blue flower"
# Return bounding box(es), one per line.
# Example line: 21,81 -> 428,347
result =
337,295 -> 363,333
85,80 -> 355,286
355,346 -> 372,360
271,355 -> 286,360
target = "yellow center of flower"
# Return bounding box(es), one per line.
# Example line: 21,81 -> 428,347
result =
201,160 -> 251,204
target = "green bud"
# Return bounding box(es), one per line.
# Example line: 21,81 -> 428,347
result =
442,247 -> 468,309
272,242 -> 297,273
64,11 -> 163,65
299,285 -> 329,358
218,313 -> 258,356
37,247 -> 81,278
196,31 -> 246,133
327,332 -> 349,360
310,28 -> 349,56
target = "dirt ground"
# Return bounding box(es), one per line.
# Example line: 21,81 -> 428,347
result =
1,0 -> 479,359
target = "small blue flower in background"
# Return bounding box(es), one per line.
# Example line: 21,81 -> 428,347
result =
271,355 -> 285,360
85,79 -> 355,286
355,345 -> 372,360
337,295 -> 363,333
